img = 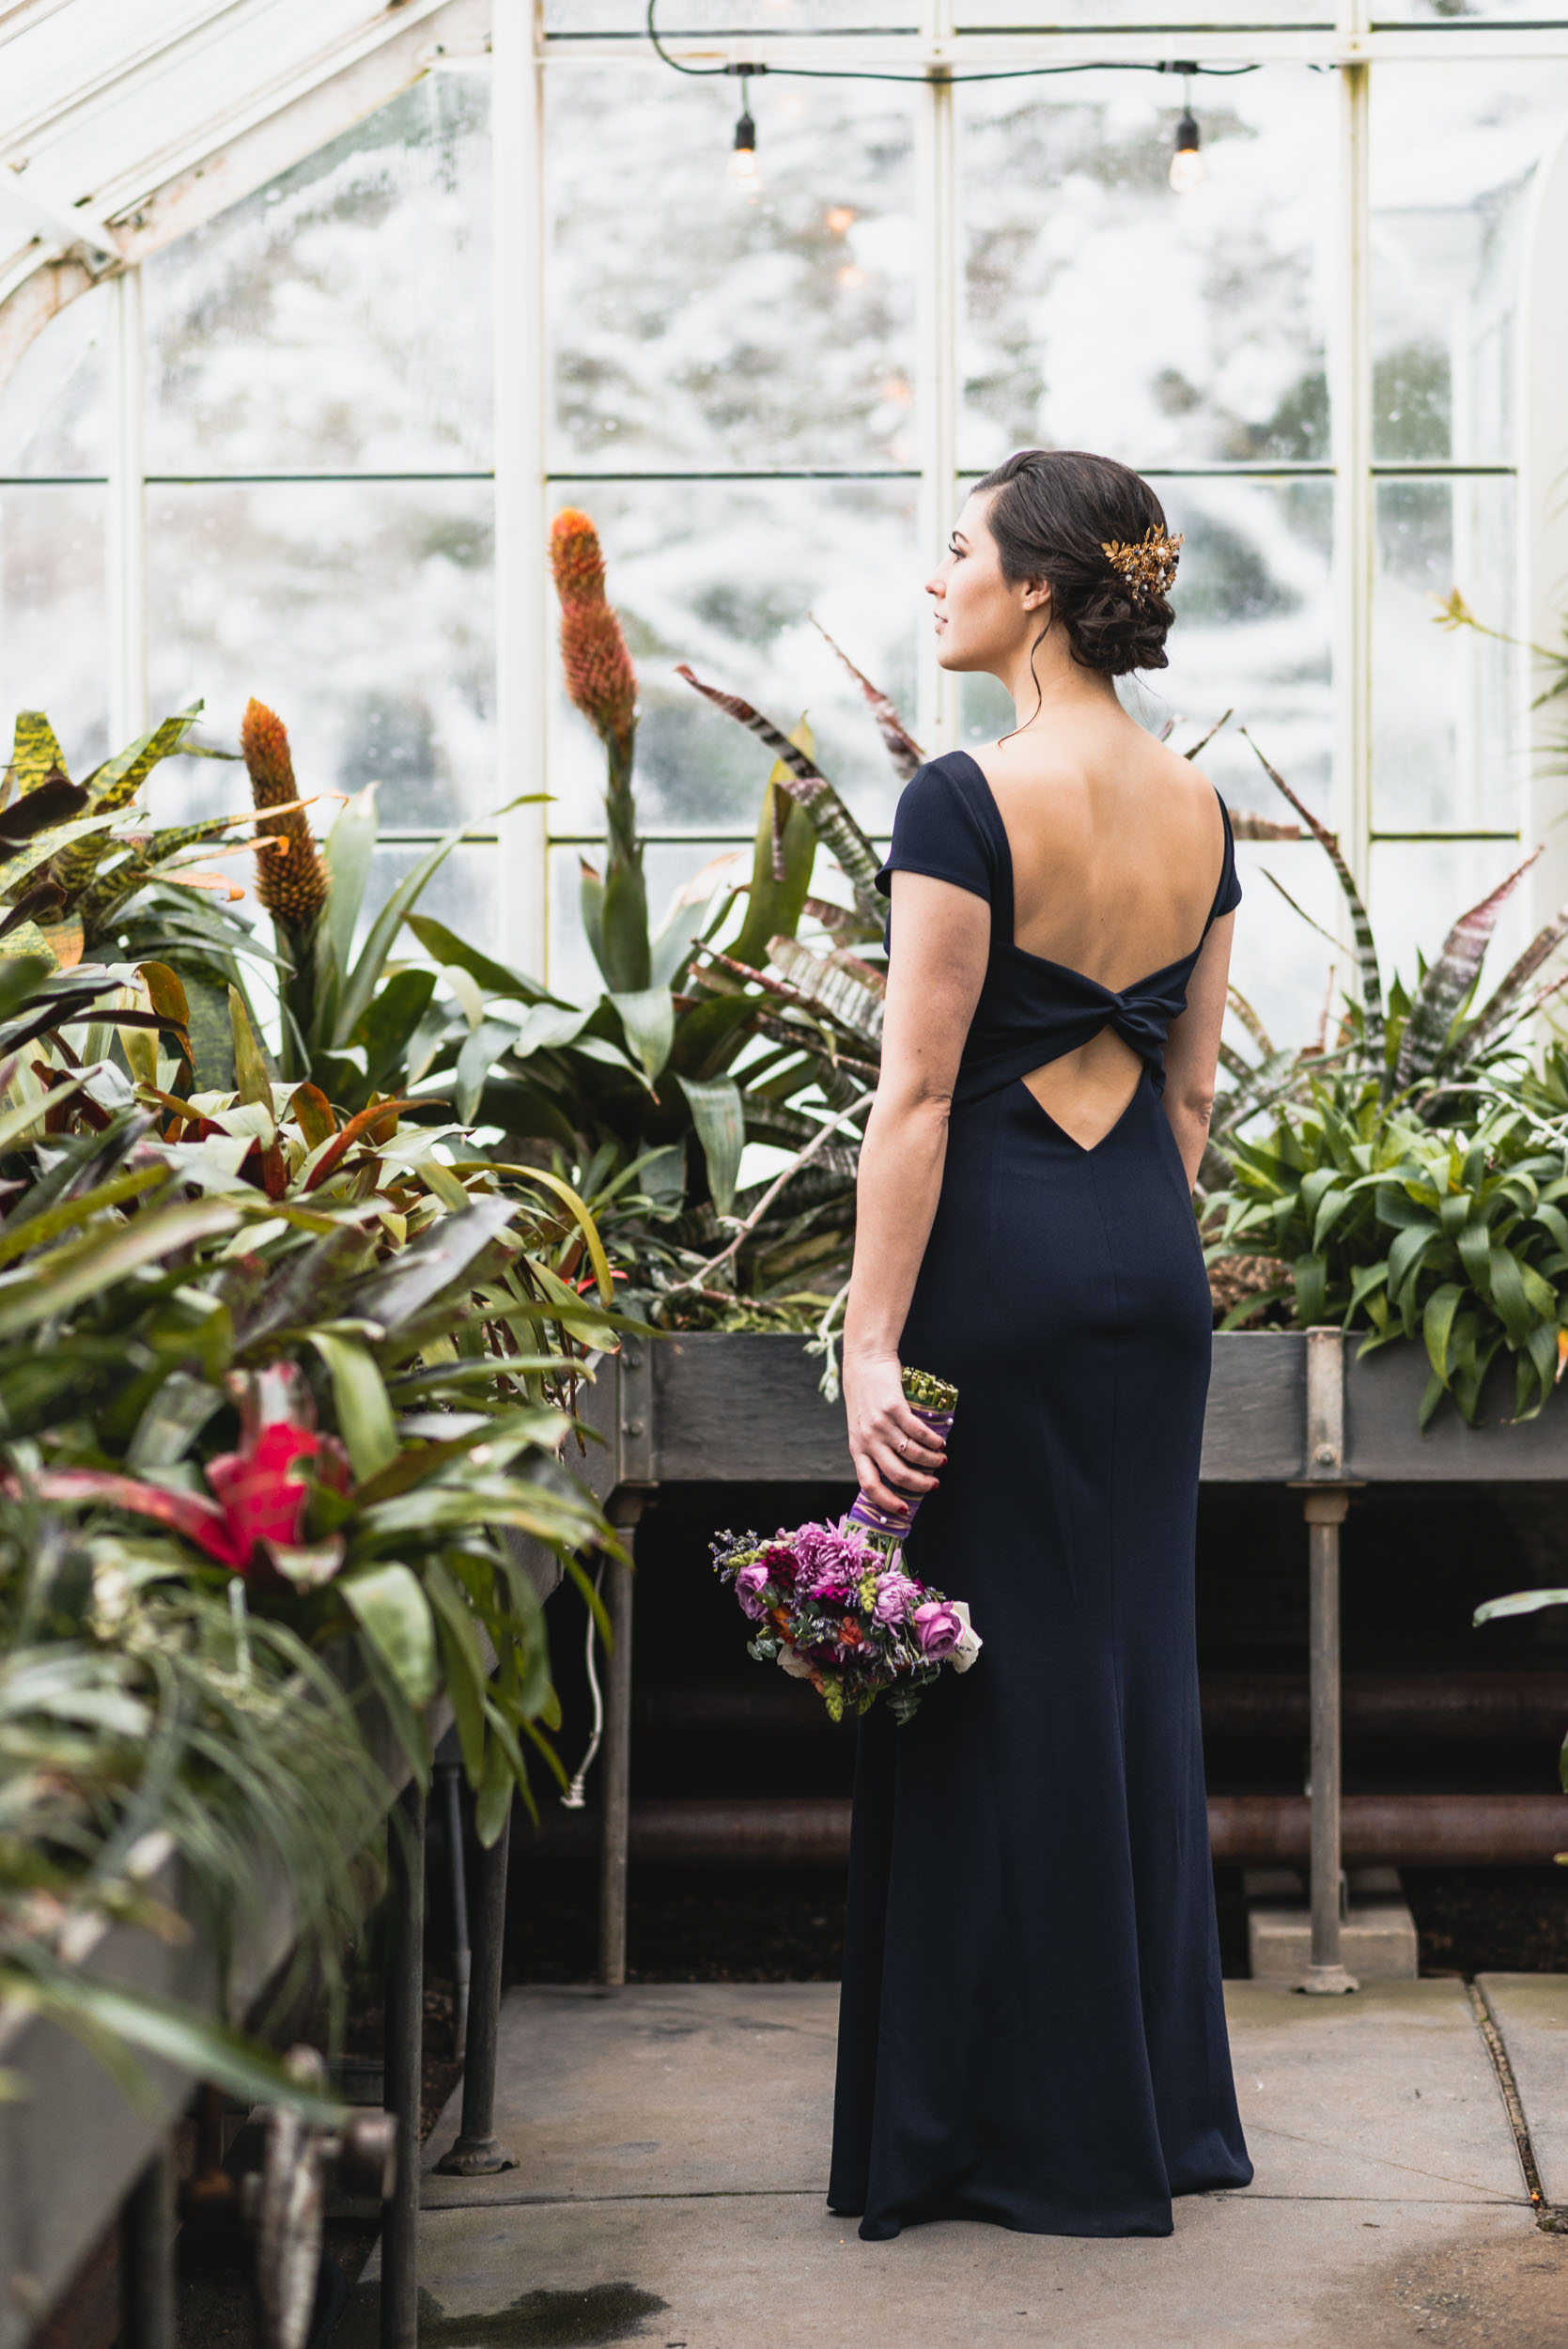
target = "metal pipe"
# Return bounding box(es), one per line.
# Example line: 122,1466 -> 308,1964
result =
532,1792 -> 1568,1870
433,1807 -> 517,2177
380,1779 -> 424,2349
597,1523 -> 638,1989
119,2140 -> 175,2349
638,1674 -> 1568,1745
437,1759 -> 470,2060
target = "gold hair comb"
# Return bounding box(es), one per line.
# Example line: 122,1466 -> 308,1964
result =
1100,524 -> 1184,603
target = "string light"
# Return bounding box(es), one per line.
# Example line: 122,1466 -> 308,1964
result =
731,70 -> 759,190
1170,70 -> 1205,194
644,5 -> 1261,193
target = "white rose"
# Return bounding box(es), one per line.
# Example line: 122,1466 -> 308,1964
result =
949,1599 -> 983,1674
777,1643 -> 815,1680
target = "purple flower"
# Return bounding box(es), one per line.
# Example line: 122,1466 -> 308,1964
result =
912,1600 -> 964,1658
872,1571 -> 918,1626
734,1562 -> 771,1619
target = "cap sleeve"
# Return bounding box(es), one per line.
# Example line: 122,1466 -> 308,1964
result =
874,755 -> 999,913
1210,791 -> 1242,921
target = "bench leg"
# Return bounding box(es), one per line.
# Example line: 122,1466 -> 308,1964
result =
597,1513 -> 640,1988
433,1807 -> 518,2174
380,1780 -> 425,2349
119,2141 -> 175,2349
1299,1489 -> 1358,1995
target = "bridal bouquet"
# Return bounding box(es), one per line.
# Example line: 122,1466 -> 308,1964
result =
710,1366 -> 979,1724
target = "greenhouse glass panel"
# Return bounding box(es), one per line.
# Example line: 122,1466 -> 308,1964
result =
145,482 -> 494,828
1226,839 -> 1347,1061
0,286 -> 108,479
0,486 -> 107,780
548,837 -> 752,1003
1368,841 -> 1532,1019
545,477 -> 920,837
144,78 -> 492,476
958,68 -> 1333,472
957,475 -> 1333,822
546,70 -> 917,472
1371,474 -> 1519,834
1370,63 -> 1568,465
359,845 -> 505,968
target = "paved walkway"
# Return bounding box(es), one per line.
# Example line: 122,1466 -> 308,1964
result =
343,1977 -> 1568,2348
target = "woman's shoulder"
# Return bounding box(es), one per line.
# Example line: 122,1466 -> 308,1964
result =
877,750 -> 1006,908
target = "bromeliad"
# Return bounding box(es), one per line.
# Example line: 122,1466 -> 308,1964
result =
16,1364 -> 350,1587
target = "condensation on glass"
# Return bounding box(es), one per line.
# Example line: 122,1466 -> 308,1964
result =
546,70 -> 917,474
958,68 -> 1334,471
146,482 -> 495,828
0,485 -> 108,780
144,77 -> 492,476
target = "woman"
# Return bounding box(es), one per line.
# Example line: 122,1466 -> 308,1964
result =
829,447 -> 1254,2241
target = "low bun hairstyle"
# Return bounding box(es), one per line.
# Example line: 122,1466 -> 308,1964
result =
973,447 -> 1177,679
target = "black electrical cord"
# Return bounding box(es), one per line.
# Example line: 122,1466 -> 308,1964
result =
645,4 -> 1262,86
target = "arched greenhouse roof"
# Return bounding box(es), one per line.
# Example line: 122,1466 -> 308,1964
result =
0,0 -> 486,369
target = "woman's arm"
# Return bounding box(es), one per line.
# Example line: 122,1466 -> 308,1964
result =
1161,909 -> 1235,1190
843,871 -> 990,1518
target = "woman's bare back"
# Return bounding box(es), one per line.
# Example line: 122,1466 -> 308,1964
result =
968,711 -> 1227,1150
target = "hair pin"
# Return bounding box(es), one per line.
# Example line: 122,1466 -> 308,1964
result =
1100,525 -> 1184,604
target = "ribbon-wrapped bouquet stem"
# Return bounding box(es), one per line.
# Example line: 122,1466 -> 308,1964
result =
710,1366 -> 980,1724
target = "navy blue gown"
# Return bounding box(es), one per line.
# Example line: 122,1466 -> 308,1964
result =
829,750 -> 1253,2240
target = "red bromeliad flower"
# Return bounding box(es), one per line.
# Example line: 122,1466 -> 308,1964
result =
21,1364 -> 351,1586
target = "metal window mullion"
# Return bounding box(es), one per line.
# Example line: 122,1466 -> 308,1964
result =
492,0 -> 549,985
1329,58 -> 1372,894
916,0 -> 958,757
105,263 -> 147,748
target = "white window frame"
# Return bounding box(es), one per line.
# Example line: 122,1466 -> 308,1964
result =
504,2 -> 1568,987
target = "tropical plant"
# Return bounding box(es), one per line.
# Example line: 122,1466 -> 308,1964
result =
0,1488 -> 379,2113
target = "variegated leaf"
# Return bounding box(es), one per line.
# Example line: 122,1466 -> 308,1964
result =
675,663 -> 883,915
808,615 -> 924,781
766,935 -> 884,1045
1243,731 -> 1386,1079
1395,848 -> 1541,1091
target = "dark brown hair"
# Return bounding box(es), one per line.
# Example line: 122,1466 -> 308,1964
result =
973,447 -> 1176,685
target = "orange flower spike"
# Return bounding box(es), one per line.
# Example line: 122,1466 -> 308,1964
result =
549,508 -> 637,753
240,696 -> 328,930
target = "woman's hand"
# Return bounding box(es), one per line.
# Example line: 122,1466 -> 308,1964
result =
844,1350 -> 948,1519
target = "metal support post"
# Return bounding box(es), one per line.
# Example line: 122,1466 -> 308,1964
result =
434,1806 -> 517,2175
1290,1326 -> 1362,1996
597,1499 -> 643,1989
119,2140 -> 175,2349
380,1780 -> 425,2349
437,1758 -> 471,2060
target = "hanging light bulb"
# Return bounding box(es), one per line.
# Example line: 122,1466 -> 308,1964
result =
731,72 -> 759,191
1169,73 -> 1204,194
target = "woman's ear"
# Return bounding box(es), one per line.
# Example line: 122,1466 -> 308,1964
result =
1020,577 -> 1050,614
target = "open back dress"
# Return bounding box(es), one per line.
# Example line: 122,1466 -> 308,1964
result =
828,748 -> 1254,2240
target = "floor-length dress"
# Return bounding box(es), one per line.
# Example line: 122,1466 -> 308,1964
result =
828,749 -> 1254,2240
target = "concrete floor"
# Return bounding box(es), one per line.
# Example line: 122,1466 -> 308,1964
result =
341,1978 -> 1568,2348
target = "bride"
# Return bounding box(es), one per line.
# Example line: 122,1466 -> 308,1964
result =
829,446 -> 1253,2239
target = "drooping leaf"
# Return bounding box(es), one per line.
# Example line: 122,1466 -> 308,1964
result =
675,664 -> 883,916
609,986 -> 675,1084
1243,731 -> 1385,1081
676,1074 -> 745,1219
343,1563 -> 438,1708
1474,1587 -> 1568,1625
309,1331 -> 398,1479
809,614 -> 924,780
